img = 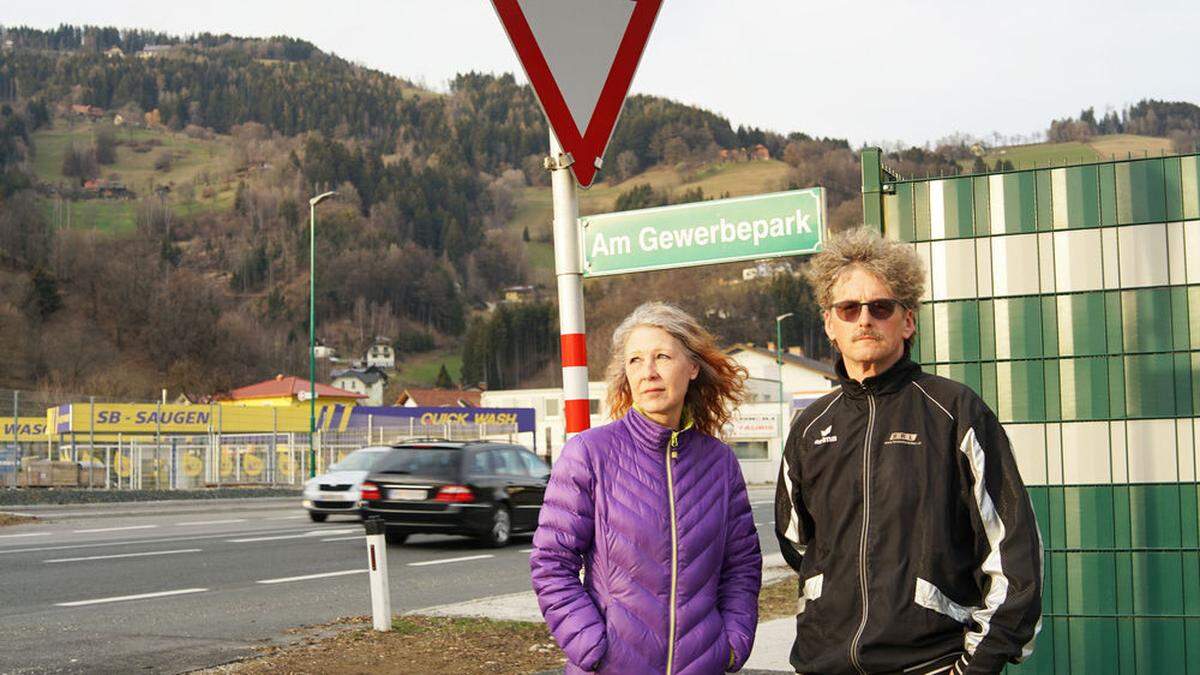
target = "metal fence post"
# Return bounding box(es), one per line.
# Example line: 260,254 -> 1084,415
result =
9,390 -> 17,488
89,396 -> 96,489
216,404 -> 223,487
155,399 -> 163,490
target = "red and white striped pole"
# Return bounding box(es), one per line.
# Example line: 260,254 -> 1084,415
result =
548,130 -> 590,437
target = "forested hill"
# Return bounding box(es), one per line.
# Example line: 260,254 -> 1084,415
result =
0,24 -> 787,181
0,23 -> 822,398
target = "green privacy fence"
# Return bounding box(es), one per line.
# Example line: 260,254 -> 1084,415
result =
862,149 -> 1200,673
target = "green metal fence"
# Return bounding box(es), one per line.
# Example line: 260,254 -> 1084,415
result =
863,149 -> 1200,673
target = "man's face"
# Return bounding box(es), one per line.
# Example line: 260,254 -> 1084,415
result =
823,267 -> 915,377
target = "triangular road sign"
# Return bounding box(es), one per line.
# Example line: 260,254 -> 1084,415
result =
492,0 -> 663,188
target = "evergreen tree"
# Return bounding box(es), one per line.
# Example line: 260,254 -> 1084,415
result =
435,363 -> 453,389
27,267 -> 63,319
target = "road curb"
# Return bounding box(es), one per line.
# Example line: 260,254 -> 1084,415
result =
0,496 -> 300,519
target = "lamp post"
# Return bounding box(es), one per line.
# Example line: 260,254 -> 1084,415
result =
775,312 -> 794,441
308,191 -> 336,478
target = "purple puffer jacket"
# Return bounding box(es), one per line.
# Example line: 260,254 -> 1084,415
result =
530,409 -> 762,674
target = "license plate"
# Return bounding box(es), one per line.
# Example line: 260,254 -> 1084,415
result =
321,493 -> 352,501
388,488 -> 427,501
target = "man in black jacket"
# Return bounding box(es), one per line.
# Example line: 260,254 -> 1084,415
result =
775,228 -> 1042,675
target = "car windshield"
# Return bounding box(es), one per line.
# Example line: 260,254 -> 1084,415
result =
372,448 -> 461,479
330,450 -> 386,472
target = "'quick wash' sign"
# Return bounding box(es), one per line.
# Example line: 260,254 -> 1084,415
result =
581,188 -> 825,277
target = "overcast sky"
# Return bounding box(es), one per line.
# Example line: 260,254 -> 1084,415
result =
4,1 -> 1197,146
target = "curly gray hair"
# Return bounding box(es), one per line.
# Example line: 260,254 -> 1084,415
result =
805,227 -> 926,313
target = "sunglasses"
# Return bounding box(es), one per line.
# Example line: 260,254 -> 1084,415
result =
831,298 -> 906,322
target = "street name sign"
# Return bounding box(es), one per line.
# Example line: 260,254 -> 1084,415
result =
491,0 -> 663,187
581,187 -> 826,277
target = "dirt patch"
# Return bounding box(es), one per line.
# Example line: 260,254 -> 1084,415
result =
211,615 -> 564,675
0,513 -> 36,527
758,572 -> 798,621
210,576 -> 799,674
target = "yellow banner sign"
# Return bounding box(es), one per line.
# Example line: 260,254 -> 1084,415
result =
1,417 -> 48,441
49,403 -> 351,435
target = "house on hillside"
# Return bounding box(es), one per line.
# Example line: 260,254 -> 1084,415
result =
331,366 -> 389,407
82,179 -> 132,199
751,144 -> 771,161
313,340 -> 336,361
502,285 -> 537,304
70,104 -> 105,119
365,337 -> 395,370
741,260 -> 793,281
104,46 -> 124,58
139,45 -> 173,59
394,388 -> 481,408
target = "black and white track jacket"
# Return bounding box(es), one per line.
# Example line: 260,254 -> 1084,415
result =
774,355 -> 1043,675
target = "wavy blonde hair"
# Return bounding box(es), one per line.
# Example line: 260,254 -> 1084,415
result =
605,302 -> 747,437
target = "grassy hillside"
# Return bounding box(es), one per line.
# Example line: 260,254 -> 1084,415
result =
31,119 -> 239,232
968,134 -> 1175,173
395,350 -> 463,387
513,159 -> 794,280
1087,134 -> 1173,159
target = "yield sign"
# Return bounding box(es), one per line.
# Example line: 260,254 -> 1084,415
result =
492,0 -> 663,188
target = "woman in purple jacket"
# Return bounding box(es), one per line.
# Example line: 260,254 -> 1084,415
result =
530,302 -> 763,674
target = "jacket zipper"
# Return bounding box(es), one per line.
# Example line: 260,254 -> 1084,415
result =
849,394 -> 876,674
665,430 -> 681,675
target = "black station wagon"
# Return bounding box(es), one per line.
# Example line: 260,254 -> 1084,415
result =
359,440 -> 550,547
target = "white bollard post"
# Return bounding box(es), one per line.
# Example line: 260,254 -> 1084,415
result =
364,517 -> 392,631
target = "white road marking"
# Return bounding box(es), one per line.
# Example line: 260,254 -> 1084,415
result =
73,525 -> 158,534
408,554 -> 494,567
0,527 -> 323,555
750,500 -> 774,505
228,528 -> 354,543
56,588 -> 207,607
256,569 -> 365,584
321,535 -> 365,542
267,515 -> 307,520
519,548 -> 534,553
46,548 -> 202,564
0,532 -> 51,540
176,519 -> 246,527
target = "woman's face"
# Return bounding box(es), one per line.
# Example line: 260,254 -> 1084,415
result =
624,325 -> 699,429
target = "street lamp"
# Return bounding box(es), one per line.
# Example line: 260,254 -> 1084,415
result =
308,190 -> 336,478
775,312 -> 794,441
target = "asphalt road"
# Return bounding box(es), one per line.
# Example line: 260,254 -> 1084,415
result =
0,488 -> 781,674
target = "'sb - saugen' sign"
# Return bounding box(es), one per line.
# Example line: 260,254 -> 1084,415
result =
580,187 -> 825,277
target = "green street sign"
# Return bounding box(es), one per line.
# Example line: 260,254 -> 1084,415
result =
580,187 -> 825,277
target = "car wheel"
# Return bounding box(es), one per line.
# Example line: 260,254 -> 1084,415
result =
481,504 -> 511,547
308,512 -> 328,523
384,529 -> 408,545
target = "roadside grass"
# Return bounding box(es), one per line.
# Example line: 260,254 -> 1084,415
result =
221,615 -> 563,675
214,574 -> 799,673
0,514 -> 37,527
